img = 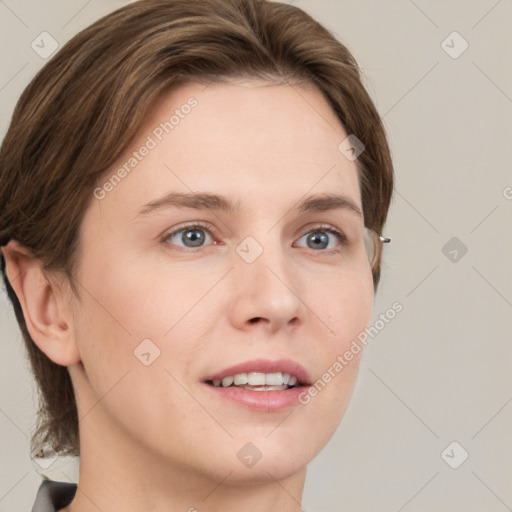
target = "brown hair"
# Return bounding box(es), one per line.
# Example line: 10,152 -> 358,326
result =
0,0 -> 394,457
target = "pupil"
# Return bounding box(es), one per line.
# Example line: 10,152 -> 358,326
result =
309,232 -> 328,250
184,229 -> 204,247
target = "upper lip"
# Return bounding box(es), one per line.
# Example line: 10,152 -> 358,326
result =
203,358 -> 312,385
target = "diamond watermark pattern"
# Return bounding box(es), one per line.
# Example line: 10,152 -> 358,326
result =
338,134 -> 365,161
236,236 -> 263,264
134,338 -> 161,366
442,236 -> 468,263
31,32 -> 59,59
237,442 -> 263,468
441,441 -> 469,469
441,31 -> 469,59
31,442 -> 58,469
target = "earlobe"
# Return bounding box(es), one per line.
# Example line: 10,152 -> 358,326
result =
1,240 -> 81,367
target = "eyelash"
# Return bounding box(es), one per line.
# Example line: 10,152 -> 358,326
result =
161,221 -> 348,255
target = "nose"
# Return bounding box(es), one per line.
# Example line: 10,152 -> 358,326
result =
228,236 -> 305,335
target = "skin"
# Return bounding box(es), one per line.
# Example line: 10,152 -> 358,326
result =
3,78 -> 375,512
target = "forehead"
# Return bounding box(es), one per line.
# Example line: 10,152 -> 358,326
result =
91,79 -> 362,222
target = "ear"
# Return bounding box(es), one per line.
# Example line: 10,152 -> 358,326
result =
1,240 -> 81,366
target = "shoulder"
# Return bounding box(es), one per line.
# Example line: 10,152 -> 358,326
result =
32,478 -> 77,512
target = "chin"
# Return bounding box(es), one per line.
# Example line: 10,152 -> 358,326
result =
224,430 -> 324,484
220,457 -> 309,487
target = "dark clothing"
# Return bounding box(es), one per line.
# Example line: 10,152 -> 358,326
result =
31,479 -> 77,512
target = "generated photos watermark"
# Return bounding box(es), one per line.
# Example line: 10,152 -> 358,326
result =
93,96 -> 198,200
298,301 -> 403,405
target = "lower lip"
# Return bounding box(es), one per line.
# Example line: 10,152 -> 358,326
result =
202,383 -> 310,412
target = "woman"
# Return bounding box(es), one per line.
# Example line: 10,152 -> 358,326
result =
0,0 -> 393,510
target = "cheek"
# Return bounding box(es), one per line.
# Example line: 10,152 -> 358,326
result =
71,268 -> 205,450
319,264 -> 375,345
77,255 -> 207,342
72,257 -> 215,400
302,266 -> 373,416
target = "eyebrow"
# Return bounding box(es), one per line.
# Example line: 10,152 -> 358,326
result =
136,191 -> 363,218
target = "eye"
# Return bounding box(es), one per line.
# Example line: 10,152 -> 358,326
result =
161,222 -> 348,253
294,225 -> 348,253
163,222 -> 215,249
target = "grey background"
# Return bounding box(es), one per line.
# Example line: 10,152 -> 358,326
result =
1,1 -> 511,511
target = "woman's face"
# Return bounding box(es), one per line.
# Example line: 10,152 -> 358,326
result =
70,78 -> 375,483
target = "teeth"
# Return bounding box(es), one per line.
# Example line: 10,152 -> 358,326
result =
221,376 -> 234,387
265,372 -> 284,385
247,372 -> 266,385
211,371 -> 301,388
233,373 -> 248,385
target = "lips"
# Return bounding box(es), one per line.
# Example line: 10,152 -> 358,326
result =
201,358 -> 312,411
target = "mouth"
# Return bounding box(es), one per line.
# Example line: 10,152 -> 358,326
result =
202,359 -> 312,412
205,371 -> 304,391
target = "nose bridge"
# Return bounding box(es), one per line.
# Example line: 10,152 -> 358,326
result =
232,228 -> 303,328
236,229 -> 294,294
